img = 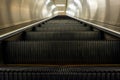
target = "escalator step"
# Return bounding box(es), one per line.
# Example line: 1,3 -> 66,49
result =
25,31 -> 102,40
35,27 -> 91,31
41,24 -> 85,27
3,41 -> 120,64
46,20 -> 80,24
0,66 -> 120,80
44,21 -> 80,23
40,26 -> 87,28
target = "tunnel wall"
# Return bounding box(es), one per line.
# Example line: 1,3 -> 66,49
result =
0,0 -> 57,29
66,0 -> 120,26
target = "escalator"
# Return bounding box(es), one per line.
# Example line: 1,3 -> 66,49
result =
0,16 -> 120,79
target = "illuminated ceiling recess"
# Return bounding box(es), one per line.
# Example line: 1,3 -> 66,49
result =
48,0 -> 81,16
54,0 -> 67,15
56,4 -> 65,7
53,0 -> 81,16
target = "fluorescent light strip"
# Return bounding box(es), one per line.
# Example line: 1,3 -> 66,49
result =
56,4 -> 65,7
57,11 -> 65,13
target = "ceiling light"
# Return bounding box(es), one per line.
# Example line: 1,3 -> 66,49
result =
57,11 -> 65,12
56,4 -> 65,7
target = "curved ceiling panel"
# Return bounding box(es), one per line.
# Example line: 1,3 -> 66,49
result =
66,0 -> 120,26
0,0 -> 57,29
105,0 -> 120,26
94,0 -> 106,22
87,0 -> 98,20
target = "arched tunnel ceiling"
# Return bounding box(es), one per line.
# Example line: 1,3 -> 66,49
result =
54,0 -> 120,26
0,0 -> 120,29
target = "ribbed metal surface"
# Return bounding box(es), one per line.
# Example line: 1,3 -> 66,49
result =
41,24 -> 84,27
25,31 -> 102,40
3,41 -> 120,64
46,20 -> 80,24
0,66 -> 120,80
35,26 -> 90,31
